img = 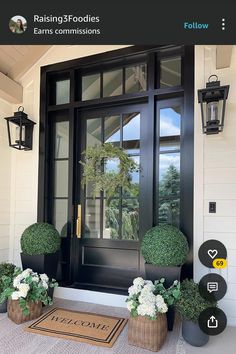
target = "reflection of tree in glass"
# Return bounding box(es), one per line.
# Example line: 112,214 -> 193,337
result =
105,183 -> 139,240
159,164 -> 180,227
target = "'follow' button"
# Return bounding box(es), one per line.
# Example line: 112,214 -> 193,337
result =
184,22 -> 209,30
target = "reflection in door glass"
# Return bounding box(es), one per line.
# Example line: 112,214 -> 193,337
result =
122,199 -> 139,240
53,199 -> 68,237
125,64 -> 147,93
55,121 -> 69,158
86,118 -> 102,147
160,57 -> 181,88
160,107 -> 181,137
82,73 -> 100,101
104,115 -> 120,145
103,69 -> 123,97
85,199 -> 101,238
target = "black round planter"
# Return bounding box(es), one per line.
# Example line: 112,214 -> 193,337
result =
0,299 -> 7,313
182,320 -> 209,347
145,263 -> 181,331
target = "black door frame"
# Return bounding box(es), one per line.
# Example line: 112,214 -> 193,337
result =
38,45 -> 194,290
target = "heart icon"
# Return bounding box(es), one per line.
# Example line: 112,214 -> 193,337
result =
207,249 -> 218,259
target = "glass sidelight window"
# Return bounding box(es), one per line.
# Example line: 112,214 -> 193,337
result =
157,103 -> 182,227
84,113 -> 140,240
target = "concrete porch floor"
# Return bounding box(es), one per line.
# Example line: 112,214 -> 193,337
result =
0,298 -> 235,354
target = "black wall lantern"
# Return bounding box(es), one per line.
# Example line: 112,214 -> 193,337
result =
198,75 -> 230,135
5,106 -> 36,150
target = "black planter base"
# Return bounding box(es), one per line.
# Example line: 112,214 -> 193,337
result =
20,251 -> 59,280
182,320 -> 209,347
145,263 -> 181,331
0,300 -> 7,313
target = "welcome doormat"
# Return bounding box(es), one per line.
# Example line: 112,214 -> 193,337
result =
26,307 -> 128,347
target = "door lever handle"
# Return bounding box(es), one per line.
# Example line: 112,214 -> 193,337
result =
76,204 -> 81,238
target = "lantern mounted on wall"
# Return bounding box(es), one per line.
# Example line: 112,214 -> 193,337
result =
198,75 -> 230,135
5,106 -> 36,150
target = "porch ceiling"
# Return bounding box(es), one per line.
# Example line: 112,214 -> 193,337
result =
0,45 -> 52,80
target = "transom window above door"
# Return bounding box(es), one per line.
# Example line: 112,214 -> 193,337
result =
81,64 -> 147,101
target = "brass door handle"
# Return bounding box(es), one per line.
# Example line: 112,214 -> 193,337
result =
76,204 -> 82,238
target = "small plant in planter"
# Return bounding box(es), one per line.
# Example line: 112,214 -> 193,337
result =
175,279 -> 217,347
0,262 -> 16,313
0,268 -> 58,324
20,222 -> 61,281
126,277 -> 180,352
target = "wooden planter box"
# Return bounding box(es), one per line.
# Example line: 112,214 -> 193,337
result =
7,299 -> 42,325
128,314 -> 167,352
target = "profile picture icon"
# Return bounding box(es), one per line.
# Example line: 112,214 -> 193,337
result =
9,15 -> 27,34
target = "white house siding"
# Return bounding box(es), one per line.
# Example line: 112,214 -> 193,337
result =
194,45 -> 236,326
0,98 -> 12,262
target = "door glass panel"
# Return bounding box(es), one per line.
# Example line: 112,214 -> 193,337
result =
86,118 -> 102,147
53,199 -> 68,237
104,115 -> 120,145
55,121 -> 69,158
84,199 -> 101,238
104,198 -> 120,240
56,79 -> 70,105
83,111 -> 141,241
125,64 -> 147,93
82,73 -> 101,101
123,113 -> 140,150
54,160 -> 68,198
160,57 -> 181,88
122,199 -> 139,240
160,107 -> 181,137
103,69 -> 123,97
160,137 -> 180,152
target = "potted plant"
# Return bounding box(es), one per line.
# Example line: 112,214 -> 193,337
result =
141,224 -> 189,287
20,222 -> 61,280
0,268 -> 58,324
175,279 -> 216,347
0,263 -> 16,313
126,277 -> 180,352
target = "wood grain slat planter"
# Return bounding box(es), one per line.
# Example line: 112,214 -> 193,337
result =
7,299 -> 42,324
128,314 -> 167,352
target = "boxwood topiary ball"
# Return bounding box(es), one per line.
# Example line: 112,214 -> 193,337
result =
141,225 -> 189,266
21,222 -> 61,255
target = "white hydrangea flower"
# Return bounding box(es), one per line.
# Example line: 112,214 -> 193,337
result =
41,281 -> 48,289
128,284 -> 141,296
21,268 -> 32,279
40,273 -> 49,282
13,274 -> 22,288
158,303 -> 168,313
133,277 -> 145,287
139,289 -> 156,305
32,276 -> 39,282
155,294 -> 165,306
173,280 -> 179,285
18,283 -> 30,298
137,303 -> 156,318
127,300 -> 135,312
142,282 -> 155,292
11,291 -> 21,300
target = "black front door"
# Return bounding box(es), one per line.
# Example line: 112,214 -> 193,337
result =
74,104 -> 150,293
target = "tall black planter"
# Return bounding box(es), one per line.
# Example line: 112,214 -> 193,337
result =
145,263 -> 181,331
20,251 -> 59,279
182,320 -> 209,347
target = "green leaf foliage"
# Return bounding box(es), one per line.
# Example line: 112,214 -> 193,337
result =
80,143 -> 139,200
0,263 -> 16,293
21,223 -> 61,255
175,279 -> 217,323
141,224 -> 189,266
